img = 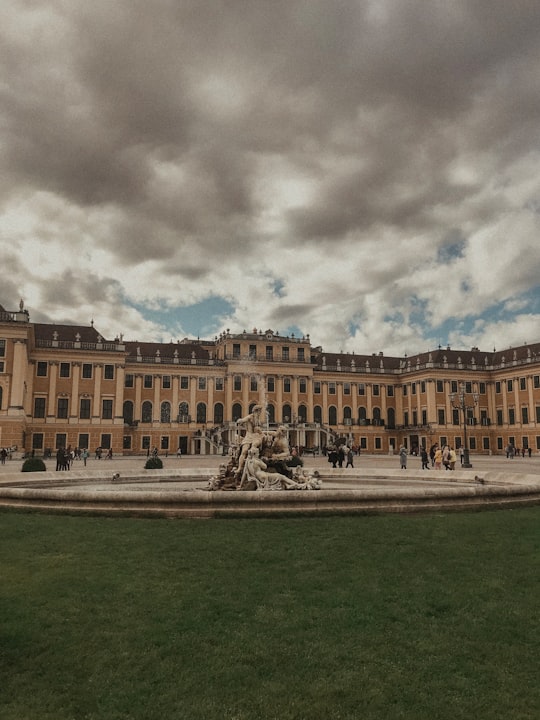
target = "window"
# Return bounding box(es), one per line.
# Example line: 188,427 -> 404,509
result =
313,381 -> 320,394
387,385 -> 394,397
314,406 -> 322,423
360,437 -> 367,449
452,408 -> 459,425
178,402 -> 189,422
55,433 -> 67,450
422,409 -> 428,425
249,345 -> 257,359
537,406 -> 540,424
57,398 -> 69,419
267,377 -> 275,392
162,375 -> 171,389
534,375 -> 540,389
358,383 -> 365,395
104,364 -> 114,380
32,433 -> 44,451
102,399 -> 113,419
142,401 -> 152,423
508,408 -> 515,425
328,406 -> 337,425
283,377 -> 291,393
375,437 -> 382,450
451,381 -> 458,393
522,407 -> 529,424
34,397 -> 46,418
197,403 -> 206,423
180,376 -> 189,389
266,346 -> 273,360
0,339 -> 4,356
125,374 -> 134,388
421,381 -> 426,393
80,398 -> 91,419
37,361 -> 47,377
123,401 -> 134,424
438,409 -> 445,425
123,436 -> 132,450
82,363 -> 93,379
373,384 -> 380,396
214,403 -> 224,424
215,377 -> 224,391
282,347 -> 289,360
232,403 -> 242,421
297,348 -> 305,361
233,343 -> 241,358
497,409 -> 503,425
495,381 -> 501,393
299,378 -> 307,393
328,382 -> 336,395
198,377 -> 207,391
142,436 -> 151,450
234,375 -> 242,391
59,362 -> 70,378
161,402 -> 171,423
479,382 -> 486,394
436,380 -> 444,393
161,436 -> 170,451
520,377 -> 526,391
465,381 -> 472,393
403,385 -> 408,396
484,437 -> 491,451
144,375 -> 153,389
411,383 -> 416,395
404,411 -> 409,426
250,376 -> 258,392
100,434 -> 111,450
507,379 -> 513,392
469,437 -> 476,450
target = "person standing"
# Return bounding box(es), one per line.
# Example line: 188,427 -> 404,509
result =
399,445 -> 408,469
346,447 -> 354,468
420,446 -> 429,470
82,448 -> 89,467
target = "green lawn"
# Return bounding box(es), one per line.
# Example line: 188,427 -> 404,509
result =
1,509 -> 539,720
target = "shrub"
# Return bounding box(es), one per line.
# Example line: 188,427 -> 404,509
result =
145,456 -> 163,470
22,457 -> 47,473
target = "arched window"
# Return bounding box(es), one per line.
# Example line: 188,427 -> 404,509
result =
178,402 -> 189,422
298,404 -> 307,423
343,406 -> 352,423
161,401 -> 171,423
266,403 -> 275,424
328,406 -> 337,425
282,404 -> 292,423
314,405 -> 322,424
232,403 -> 243,422
358,406 -> 367,425
123,400 -> 134,424
141,401 -> 152,423
0,386 -> 3,409
196,402 -> 206,423
373,407 -> 381,425
387,407 -> 396,429
214,402 -> 224,424
249,401 -> 258,413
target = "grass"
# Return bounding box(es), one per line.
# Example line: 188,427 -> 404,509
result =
1,509 -> 540,719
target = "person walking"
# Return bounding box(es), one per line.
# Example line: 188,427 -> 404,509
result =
346,447 -> 354,468
420,446 -> 429,470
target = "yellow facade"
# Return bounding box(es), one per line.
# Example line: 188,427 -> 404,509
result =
2,304 -> 540,456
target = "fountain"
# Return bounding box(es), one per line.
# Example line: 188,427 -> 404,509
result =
207,403 -> 321,491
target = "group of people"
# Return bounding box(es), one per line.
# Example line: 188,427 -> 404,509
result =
327,444 -> 355,468
399,444 -> 460,470
505,443 -> 532,459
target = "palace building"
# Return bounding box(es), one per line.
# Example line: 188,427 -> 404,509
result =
1,300 -> 540,456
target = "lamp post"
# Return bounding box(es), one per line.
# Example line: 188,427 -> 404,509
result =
449,382 -> 479,468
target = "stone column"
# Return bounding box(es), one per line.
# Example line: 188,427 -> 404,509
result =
47,362 -> 58,417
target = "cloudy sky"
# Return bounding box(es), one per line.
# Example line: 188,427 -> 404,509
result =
2,0 -> 540,355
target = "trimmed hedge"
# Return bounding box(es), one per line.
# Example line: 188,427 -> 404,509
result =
145,456 -> 163,469
22,457 -> 47,473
